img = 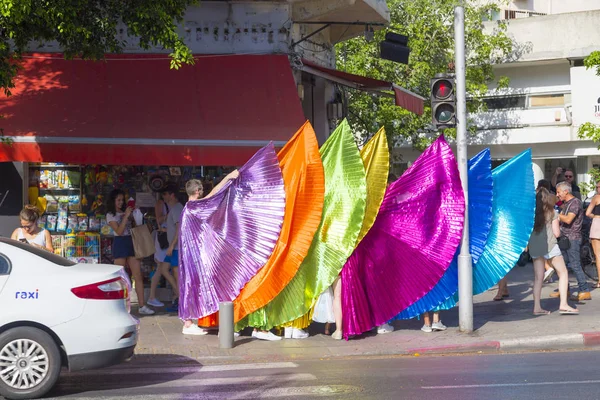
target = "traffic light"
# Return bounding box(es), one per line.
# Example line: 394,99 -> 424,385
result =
430,75 -> 456,129
380,32 -> 410,65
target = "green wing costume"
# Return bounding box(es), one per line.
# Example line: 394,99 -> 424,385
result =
238,119 -> 367,330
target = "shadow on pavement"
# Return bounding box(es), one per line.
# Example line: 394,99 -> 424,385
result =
48,354 -> 201,397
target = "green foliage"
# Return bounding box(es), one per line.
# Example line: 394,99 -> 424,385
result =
584,51 -> 600,76
336,0 -> 514,150
577,51 -> 600,147
579,167 -> 600,199
0,0 -> 198,95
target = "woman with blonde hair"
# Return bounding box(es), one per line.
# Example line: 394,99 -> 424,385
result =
11,205 -> 54,253
529,188 -> 578,315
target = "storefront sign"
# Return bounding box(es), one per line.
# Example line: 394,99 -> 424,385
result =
136,192 -> 157,208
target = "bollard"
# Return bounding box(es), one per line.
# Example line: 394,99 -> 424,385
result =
218,301 -> 235,349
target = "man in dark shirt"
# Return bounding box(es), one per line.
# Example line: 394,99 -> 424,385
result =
552,167 -> 581,199
556,181 -> 591,301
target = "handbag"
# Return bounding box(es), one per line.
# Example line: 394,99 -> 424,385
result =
157,231 -> 169,250
557,202 -> 572,251
130,220 -> 155,259
516,250 -> 530,267
557,235 -> 571,251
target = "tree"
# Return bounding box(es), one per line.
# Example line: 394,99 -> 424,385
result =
0,0 -> 198,96
336,0 -> 514,151
577,51 -> 600,143
1,0 -> 198,144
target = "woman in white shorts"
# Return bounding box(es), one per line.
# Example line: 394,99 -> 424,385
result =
585,181 -> 600,288
147,193 -> 179,308
528,188 -> 578,315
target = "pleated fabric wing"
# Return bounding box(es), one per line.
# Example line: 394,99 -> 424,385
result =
357,128 -> 390,243
341,136 -> 465,339
178,143 -> 286,320
231,121 -> 325,322
471,149 -> 535,295
394,148 -> 493,318
313,128 -> 389,323
240,119 -> 367,330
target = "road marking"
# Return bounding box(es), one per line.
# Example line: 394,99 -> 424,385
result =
58,373 -> 316,389
63,361 -> 299,376
422,379 -> 600,389
50,385 -> 360,399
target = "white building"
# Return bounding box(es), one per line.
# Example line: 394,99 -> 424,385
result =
399,0 -> 600,194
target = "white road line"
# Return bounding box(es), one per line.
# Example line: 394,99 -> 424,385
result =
58,373 -> 316,389
63,362 -> 299,376
422,379 -> 600,390
50,385 -> 357,399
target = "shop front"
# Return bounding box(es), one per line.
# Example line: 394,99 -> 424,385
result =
0,52 -> 306,296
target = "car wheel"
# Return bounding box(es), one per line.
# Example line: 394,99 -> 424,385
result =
0,327 -> 61,400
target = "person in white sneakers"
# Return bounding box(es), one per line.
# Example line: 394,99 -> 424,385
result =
252,330 -> 282,341
106,189 -> 154,316
161,183 -> 207,336
147,191 -> 179,308
377,322 -> 394,334
421,311 -> 446,333
177,175 -> 240,335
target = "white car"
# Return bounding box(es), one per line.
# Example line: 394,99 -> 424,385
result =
0,237 -> 139,399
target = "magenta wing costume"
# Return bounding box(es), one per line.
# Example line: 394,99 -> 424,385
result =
341,136 -> 465,338
178,143 -> 286,320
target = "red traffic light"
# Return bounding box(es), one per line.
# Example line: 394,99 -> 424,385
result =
432,79 -> 453,100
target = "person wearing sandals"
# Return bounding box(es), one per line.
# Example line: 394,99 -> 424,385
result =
585,180 -> 600,289
106,189 -> 155,316
529,188 -> 578,315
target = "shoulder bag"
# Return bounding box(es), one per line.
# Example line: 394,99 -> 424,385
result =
130,217 -> 155,259
557,202 -> 572,251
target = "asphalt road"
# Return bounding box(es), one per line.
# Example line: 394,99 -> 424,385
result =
44,350 -> 600,400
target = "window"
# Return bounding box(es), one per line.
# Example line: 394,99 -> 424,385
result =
0,237 -> 76,267
0,254 -> 10,275
483,96 -> 526,110
529,94 -> 565,108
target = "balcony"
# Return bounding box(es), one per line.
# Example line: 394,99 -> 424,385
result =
484,9 -> 600,63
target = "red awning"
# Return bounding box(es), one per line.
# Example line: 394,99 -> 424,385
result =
0,54 -> 305,166
301,59 -> 424,116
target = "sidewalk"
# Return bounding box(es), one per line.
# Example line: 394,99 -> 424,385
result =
133,265 -> 600,365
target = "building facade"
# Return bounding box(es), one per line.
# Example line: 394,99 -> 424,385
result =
398,0 -> 600,196
0,0 -> 394,235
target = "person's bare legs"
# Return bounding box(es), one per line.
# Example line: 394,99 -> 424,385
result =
493,277 -> 509,300
149,261 -> 178,303
159,262 -> 178,298
172,266 -> 180,302
591,239 -> 600,287
127,257 -> 146,308
432,312 -> 441,323
550,256 -> 578,312
532,257 -> 549,314
331,277 -> 342,338
324,322 -> 331,336
422,312 -> 431,326
149,265 -> 162,302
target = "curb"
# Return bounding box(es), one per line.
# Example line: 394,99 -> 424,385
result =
135,331 -> 600,365
404,332 -> 600,356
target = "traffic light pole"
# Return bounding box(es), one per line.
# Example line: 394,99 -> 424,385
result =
454,4 -> 473,333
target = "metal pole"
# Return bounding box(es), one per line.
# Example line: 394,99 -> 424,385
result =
218,302 -> 235,348
454,4 -> 473,333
